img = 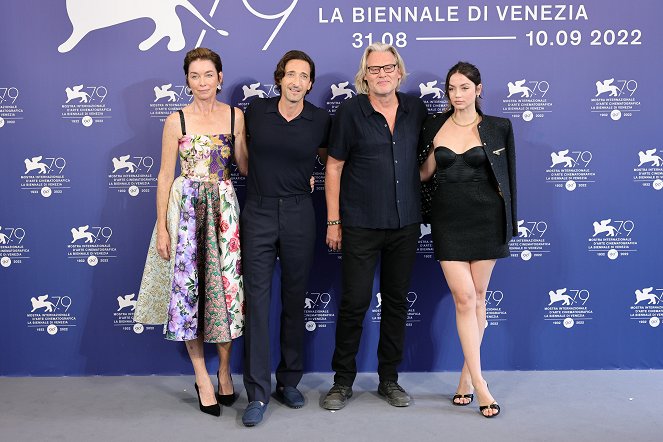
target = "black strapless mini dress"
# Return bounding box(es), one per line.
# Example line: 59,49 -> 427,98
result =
431,146 -> 509,261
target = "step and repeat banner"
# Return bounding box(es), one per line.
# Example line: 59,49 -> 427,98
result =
1,0 -> 662,375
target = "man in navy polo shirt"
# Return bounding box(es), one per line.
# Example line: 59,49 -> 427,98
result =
322,43 -> 427,410
241,50 -> 331,427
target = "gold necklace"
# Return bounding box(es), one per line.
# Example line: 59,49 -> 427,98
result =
451,112 -> 478,127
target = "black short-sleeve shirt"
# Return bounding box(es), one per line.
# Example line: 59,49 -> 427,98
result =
245,96 -> 331,197
328,92 -> 427,229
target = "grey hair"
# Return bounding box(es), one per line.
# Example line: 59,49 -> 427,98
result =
353,42 -> 407,95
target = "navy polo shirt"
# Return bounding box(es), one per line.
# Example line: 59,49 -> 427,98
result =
244,96 -> 331,197
328,92 -> 427,229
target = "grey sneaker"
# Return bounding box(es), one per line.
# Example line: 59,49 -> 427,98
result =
378,381 -> 411,407
322,384 -> 353,410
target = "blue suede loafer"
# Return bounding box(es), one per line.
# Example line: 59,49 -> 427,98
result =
242,401 -> 267,427
276,386 -> 305,409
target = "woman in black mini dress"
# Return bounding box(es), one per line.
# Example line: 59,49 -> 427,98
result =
419,62 -> 517,418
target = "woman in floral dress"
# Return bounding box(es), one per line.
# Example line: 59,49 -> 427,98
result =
135,48 -> 247,416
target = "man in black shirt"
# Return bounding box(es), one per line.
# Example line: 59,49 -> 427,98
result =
323,43 -> 427,410
241,50 -> 331,427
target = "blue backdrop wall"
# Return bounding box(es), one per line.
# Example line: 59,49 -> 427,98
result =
1,0 -> 662,376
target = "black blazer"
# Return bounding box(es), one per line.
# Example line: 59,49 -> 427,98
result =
416,110 -> 518,241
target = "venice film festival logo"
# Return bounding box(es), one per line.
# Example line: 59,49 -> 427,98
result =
312,154 -> 326,192
0,225 -> 30,268
326,81 -> 356,115
418,80 -> 446,113
108,154 -> 157,197
57,0 -> 299,53
114,293 -> 147,334
485,289 -> 507,327
304,291 -> 334,332
587,218 -> 637,260
371,291 -> 420,326
590,78 -> 640,121
502,78 -> 551,122
509,219 -> 551,261
630,287 -> 662,328
61,84 -> 111,127
416,223 -> 434,258
149,83 -> 193,122
633,148 -> 663,191
20,155 -> 71,198
0,86 -> 22,128
26,294 -> 75,335
543,288 -> 592,328
545,148 -> 595,191
235,82 -> 278,112
67,225 -> 117,266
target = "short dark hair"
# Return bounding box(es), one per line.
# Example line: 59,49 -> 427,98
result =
273,50 -> 315,94
183,47 -> 223,94
445,61 -> 482,111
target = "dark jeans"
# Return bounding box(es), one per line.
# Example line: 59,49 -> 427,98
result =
241,194 -> 316,403
331,223 -> 419,386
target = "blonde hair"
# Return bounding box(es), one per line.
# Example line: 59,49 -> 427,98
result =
353,42 -> 407,95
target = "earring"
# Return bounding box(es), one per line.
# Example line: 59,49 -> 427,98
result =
217,84 -> 222,91
185,86 -> 192,95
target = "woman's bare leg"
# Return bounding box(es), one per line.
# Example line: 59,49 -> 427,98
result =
216,341 -> 234,395
441,260 -> 499,416
185,337 -> 216,406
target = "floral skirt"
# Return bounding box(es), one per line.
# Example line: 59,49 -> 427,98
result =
135,176 -> 244,342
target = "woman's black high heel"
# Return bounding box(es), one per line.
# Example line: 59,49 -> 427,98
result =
476,382 -> 500,418
194,383 -> 221,416
479,402 -> 501,418
217,371 -> 238,406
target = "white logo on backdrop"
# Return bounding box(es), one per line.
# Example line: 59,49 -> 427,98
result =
111,155 -> 138,173
30,295 -> 56,312
58,0 -> 298,53
517,220 -> 531,238
550,149 -> 574,168
595,78 -> 620,97
330,81 -> 356,100
548,288 -> 574,306
71,225 -> 95,243
153,84 -> 178,103
65,85 -> 91,103
117,294 -> 137,311
0,226 -> 30,267
507,79 -> 533,98
418,81 -> 444,99
419,223 -> 431,239
635,287 -> 658,305
303,291 -> 334,331
590,78 -> 638,120
242,83 -> 268,101
24,156 -> 48,174
638,149 -> 662,167
58,0 -> 229,53
373,292 -> 417,309
511,219 -> 551,260
592,219 -> 617,237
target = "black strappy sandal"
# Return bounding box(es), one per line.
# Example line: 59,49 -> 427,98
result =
451,393 -> 474,406
479,402 -> 501,418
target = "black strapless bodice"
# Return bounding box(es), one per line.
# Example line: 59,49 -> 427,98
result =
434,146 -> 492,184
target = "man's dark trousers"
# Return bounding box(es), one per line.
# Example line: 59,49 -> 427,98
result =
331,223 -> 419,386
242,194 -> 316,403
